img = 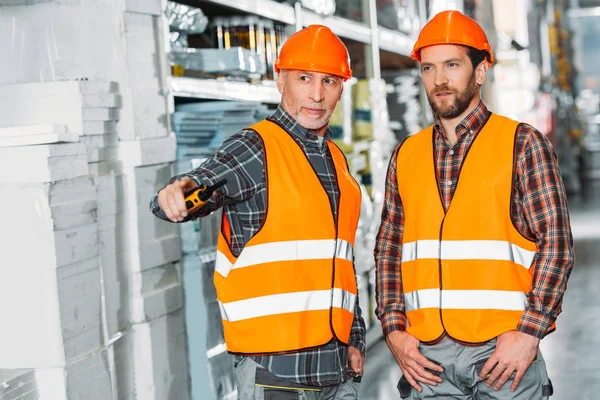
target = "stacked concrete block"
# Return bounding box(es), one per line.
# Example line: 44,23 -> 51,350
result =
114,309 -> 189,400
0,0 -> 190,398
182,209 -> 238,400
0,135 -> 112,398
113,161 -> 188,400
94,162 -> 129,341
0,349 -> 113,400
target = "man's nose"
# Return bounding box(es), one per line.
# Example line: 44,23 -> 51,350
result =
309,82 -> 323,103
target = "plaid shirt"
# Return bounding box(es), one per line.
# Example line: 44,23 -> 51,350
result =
151,106 -> 366,386
375,100 -> 575,340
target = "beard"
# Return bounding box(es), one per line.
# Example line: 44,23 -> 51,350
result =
428,72 -> 480,119
284,96 -> 333,131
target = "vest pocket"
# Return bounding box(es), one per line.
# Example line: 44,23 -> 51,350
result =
262,388 -> 301,400
397,375 -> 412,398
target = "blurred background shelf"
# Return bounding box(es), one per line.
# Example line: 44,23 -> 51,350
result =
170,76 -> 281,103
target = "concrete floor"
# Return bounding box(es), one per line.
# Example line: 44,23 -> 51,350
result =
360,180 -> 600,400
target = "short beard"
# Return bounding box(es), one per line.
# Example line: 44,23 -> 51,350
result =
428,72 -> 480,119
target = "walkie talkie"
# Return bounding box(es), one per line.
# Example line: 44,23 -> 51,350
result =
184,179 -> 227,212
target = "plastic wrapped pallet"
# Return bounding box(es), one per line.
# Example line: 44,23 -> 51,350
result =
169,47 -> 266,77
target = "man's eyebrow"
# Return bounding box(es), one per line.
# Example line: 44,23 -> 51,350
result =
421,58 -> 462,66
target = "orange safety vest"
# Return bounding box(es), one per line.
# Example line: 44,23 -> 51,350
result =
396,114 -> 539,343
214,120 -> 361,354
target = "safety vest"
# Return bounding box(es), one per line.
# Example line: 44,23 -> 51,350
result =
214,120 -> 361,354
396,114 -> 538,343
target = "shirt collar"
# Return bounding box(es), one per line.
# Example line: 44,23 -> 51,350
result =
267,105 -> 333,144
433,100 -> 490,139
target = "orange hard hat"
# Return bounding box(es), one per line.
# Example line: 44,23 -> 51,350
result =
275,25 -> 352,80
411,10 -> 493,66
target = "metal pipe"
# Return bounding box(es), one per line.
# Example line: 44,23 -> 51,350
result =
368,0 -> 381,79
294,1 -> 303,32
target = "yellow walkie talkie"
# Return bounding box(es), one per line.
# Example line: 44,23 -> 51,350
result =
184,179 -> 227,212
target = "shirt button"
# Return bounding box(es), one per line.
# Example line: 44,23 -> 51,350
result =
447,180 -> 453,186
469,129 -> 474,134
448,149 -> 454,155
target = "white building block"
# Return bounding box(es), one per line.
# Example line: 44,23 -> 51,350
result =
0,142 -> 84,160
88,146 -> 119,163
120,163 -> 180,242
0,257 -> 102,369
98,212 -> 124,232
0,153 -> 89,183
0,81 -> 118,98
120,235 -> 182,273
123,0 -> 162,15
118,135 -> 176,167
83,121 -> 117,136
100,250 -> 129,338
3,348 -> 114,400
53,223 -> 100,267
0,181 -> 98,266
118,88 -> 169,140
0,89 -> 121,135
82,107 -> 120,122
0,369 -> 39,400
129,262 -> 183,323
5,176 -> 96,207
88,160 -> 123,177
0,132 -> 80,147
81,133 -> 119,149
98,198 -> 125,218
0,123 -> 66,138
95,172 -> 124,203
41,348 -> 114,400
115,310 -> 190,400
132,214 -> 179,246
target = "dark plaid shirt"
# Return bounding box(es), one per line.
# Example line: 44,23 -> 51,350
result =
375,100 -> 575,340
151,106 -> 366,386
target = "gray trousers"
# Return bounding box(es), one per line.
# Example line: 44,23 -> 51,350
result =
234,357 -> 361,400
398,336 -> 553,400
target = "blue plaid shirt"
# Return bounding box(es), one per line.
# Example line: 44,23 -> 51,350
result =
151,106 -> 366,386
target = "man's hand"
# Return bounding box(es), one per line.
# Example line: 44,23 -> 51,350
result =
386,331 -> 443,392
348,346 -> 364,375
157,176 -> 198,222
479,330 -> 540,392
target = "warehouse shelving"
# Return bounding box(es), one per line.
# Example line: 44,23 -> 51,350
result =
170,76 -> 281,103
197,0 -> 416,56
168,0 -> 417,101
169,0 -> 416,100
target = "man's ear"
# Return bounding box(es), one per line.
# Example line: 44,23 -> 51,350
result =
277,71 -> 285,94
476,61 -> 488,86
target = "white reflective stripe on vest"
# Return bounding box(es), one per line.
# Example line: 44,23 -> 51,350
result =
215,239 -> 354,278
215,251 -> 234,278
219,288 -> 356,322
401,240 -> 536,269
404,289 -> 527,312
